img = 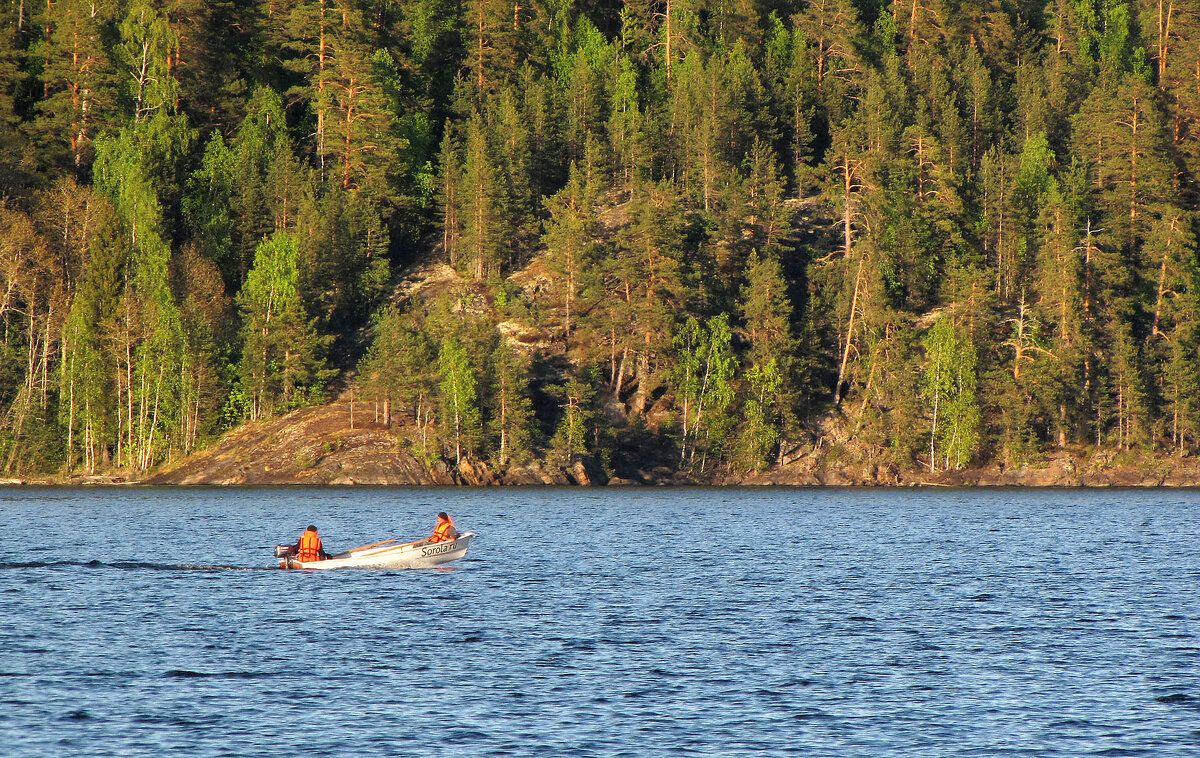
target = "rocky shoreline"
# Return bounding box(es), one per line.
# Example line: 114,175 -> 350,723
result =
739,451 -> 1200,488
137,399 -> 1200,487
9,398 -> 1200,487
136,398 -> 693,487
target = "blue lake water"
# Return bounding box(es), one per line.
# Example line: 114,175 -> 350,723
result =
0,486 -> 1198,757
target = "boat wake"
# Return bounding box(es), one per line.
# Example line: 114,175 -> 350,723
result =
163,669 -> 281,679
0,560 -> 273,572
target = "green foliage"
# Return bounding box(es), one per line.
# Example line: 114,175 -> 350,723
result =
673,314 -> 737,468
734,358 -> 782,473
487,340 -> 536,464
0,0 -> 1199,480
457,113 -> 507,281
543,164 -> 599,343
437,336 -> 482,464
359,304 -> 436,416
921,316 -> 980,471
117,0 -> 181,120
87,114 -> 194,470
238,231 -> 331,419
548,373 -> 595,463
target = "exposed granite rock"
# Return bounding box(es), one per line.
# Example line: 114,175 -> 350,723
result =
136,390 -> 1200,487
145,398 -> 644,486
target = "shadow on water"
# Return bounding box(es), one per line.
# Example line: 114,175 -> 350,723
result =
0,560 -> 273,572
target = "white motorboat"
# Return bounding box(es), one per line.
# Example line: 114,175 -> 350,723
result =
275,532 -> 475,570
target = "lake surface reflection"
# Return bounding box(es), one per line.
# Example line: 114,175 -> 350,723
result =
0,486 -> 1198,756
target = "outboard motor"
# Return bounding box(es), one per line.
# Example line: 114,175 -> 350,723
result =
274,544 -> 297,569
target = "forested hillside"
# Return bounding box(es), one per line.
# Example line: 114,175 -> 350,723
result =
0,0 -> 1198,479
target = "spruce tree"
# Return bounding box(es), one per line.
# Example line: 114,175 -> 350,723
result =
458,113 -> 507,281
488,339 -> 535,465
543,164 -> 598,346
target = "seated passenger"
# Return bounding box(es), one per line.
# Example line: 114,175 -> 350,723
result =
295,525 -> 331,562
427,512 -> 459,543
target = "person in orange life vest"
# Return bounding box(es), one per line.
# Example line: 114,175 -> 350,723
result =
294,525 -> 330,562
427,512 -> 459,544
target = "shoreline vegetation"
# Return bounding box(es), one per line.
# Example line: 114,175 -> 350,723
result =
7,393 -> 1200,487
1,2 -> 1199,485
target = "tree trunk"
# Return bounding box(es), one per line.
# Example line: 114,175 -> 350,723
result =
834,256 -> 863,406
317,0 -> 328,173
833,155 -> 860,406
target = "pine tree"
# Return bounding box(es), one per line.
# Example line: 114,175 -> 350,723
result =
793,0 -> 865,125
359,301 -> 444,457
1072,74 -> 1173,260
32,0 -> 118,171
607,54 -> 649,196
961,46 -> 1001,172
183,86 -> 310,291
279,0 -> 338,173
165,0 -> 256,132
824,122 -> 873,406
548,373 -> 594,463
326,6 -> 402,193
491,86 -> 535,259
438,122 -> 464,267
612,182 -> 688,414
642,0 -> 699,84
294,184 -> 389,335
0,4 -> 34,194
561,20 -> 611,167
740,251 -> 793,370
1149,1 -> 1200,181
464,0 -> 512,98
762,15 -> 817,191
183,132 -> 237,284
358,302 -> 438,429
1162,257 -> 1200,453
1029,165 -> 1094,446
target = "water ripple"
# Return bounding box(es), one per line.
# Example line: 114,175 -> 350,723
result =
0,487 -> 1198,757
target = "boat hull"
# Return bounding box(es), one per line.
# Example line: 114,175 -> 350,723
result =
283,532 -> 475,570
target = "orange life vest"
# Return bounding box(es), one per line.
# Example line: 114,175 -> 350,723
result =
430,517 -> 455,543
296,529 -> 323,562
